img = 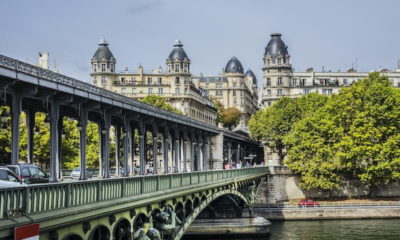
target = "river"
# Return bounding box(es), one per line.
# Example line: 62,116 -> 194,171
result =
184,219 -> 400,240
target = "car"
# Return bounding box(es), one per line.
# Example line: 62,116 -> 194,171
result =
0,167 -> 25,187
6,164 -> 49,184
299,199 -> 320,207
70,167 -> 93,179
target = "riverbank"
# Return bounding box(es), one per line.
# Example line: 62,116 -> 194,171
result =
252,205 -> 400,220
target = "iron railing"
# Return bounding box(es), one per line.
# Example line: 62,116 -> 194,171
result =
0,167 -> 268,219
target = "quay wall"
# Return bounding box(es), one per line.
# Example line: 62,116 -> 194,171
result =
257,167 -> 400,204
252,207 -> 400,220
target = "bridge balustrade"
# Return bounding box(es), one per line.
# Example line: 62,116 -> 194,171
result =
0,167 -> 267,219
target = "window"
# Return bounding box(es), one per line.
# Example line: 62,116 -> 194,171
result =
147,77 -> 152,85
121,88 -> 126,93
300,79 -> 306,86
322,89 -> 333,95
158,88 -> 163,94
110,64 -> 114,72
277,58 -> 281,64
267,59 -> 270,65
93,64 -> 97,72
93,77 -> 97,84
148,88 -> 153,94
267,89 -> 271,96
216,83 -> 222,88
233,90 -> 236,96
233,82 -> 237,88
343,79 -> 348,86
267,101 -> 272,106
283,58 -> 286,64
175,88 -> 180,94
183,64 -> 188,72
277,77 -> 283,86
277,89 -> 283,96
175,77 -> 180,84
292,78 -> 297,86
174,64 -> 180,72
233,99 -> 237,104
240,91 -> 243,96
101,64 -> 105,71
303,89 -> 311,95
205,83 -> 209,88
184,77 -> 189,84
216,90 -> 222,96
266,78 -> 271,86
132,88 -> 137,94
101,76 -> 106,84
158,77 -> 162,85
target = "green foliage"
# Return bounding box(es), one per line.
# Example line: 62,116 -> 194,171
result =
211,97 -> 224,124
140,95 -> 182,114
249,94 -> 328,163
221,107 -> 242,130
285,73 -> 400,190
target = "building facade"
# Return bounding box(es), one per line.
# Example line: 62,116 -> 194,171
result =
260,33 -> 400,108
90,39 -> 217,125
193,57 -> 259,129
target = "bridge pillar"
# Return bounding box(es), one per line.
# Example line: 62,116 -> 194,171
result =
197,136 -> 203,171
210,130 -> 224,170
79,108 -> 88,180
115,125 -> 121,177
183,131 -> 188,172
139,120 -> 146,175
163,126 -> 169,174
227,142 -> 232,169
152,125 -> 158,175
203,136 -> 209,170
102,111 -> 111,178
123,118 -> 131,177
130,124 -> 135,176
190,131 -> 196,171
25,109 -> 35,164
49,101 -> 61,182
10,93 -> 22,165
174,129 -> 180,173
236,143 -> 241,167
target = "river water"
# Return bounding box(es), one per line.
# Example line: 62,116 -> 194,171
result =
185,219 -> 400,240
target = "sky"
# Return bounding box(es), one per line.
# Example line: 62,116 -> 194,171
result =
1,0 -> 399,88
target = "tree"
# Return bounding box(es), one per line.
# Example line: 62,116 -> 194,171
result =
140,95 -> 182,114
221,107 -> 242,130
211,97 -> 224,124
249,94 -> 328,164
285,73 -> 400,190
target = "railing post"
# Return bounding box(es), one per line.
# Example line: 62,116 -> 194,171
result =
198,172 -> 200,183
157,175 -> 160,191
141,177 -> 145,194
24,187 -> 31,215
65,184 -> 71,207
180,173 -> 183,187
97,181 -> 102,202
169,175 -> 173,188
121,178 -> 126,197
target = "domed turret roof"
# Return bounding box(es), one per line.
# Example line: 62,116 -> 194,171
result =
93,39 -> 114,61
264,33 -> 288,57
225,57 -> 244,74
245,69 -> 257,85
167,40 -> 189,61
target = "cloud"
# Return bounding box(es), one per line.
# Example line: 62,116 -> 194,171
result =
127,0 -> 161,15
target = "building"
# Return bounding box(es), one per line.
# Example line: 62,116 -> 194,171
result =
193,57 -> 259,130
90,39 -> 217,125
260,33 -> 400,108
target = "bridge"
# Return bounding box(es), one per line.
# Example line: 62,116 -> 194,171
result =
0,55 -> 267,239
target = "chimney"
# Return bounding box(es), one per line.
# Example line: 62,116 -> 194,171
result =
38,52 -> 49,70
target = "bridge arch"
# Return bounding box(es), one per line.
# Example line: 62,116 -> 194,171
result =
183,199 -> 193,220
88,224 -> 110,240
113,217 -> 132,240
172,189 -> 250,240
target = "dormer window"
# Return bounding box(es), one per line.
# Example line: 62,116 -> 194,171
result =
267,59 -> 270,65
277,58 -> 281,64
93,64 -> 97,72
175,64 -> 180,72
101,64 -> 106,71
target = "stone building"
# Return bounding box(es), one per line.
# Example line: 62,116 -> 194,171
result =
90,39 -> 217,125
260,33 -> 400,108
193,57 -> 259,130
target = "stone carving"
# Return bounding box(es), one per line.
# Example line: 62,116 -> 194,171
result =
154,206 -> 182,234
133,228 -> 161,240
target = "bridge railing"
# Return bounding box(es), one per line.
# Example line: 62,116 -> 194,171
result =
0,167 -> 268,219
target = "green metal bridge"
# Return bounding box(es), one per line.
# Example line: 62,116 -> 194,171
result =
0,167 -> 268,240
